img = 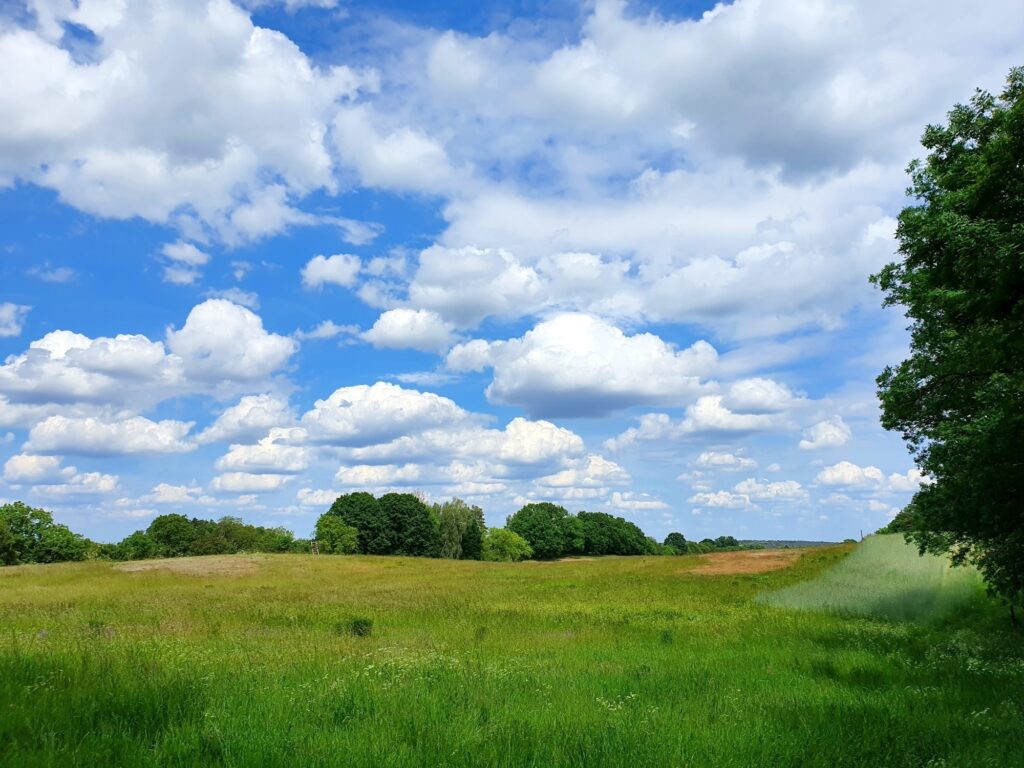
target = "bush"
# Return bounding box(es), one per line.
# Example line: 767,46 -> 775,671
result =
348,617 -> 374,637
482,528 -> 533,562
315,515 -> 360,554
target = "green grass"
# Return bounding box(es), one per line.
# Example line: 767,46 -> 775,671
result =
1,546 -> 1022,767
761,534 -> 985,622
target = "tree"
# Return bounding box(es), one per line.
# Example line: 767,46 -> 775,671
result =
146,514 -> 196,557
663,532 -> 688,554
114,531 -> 160,561
35,524 -> 90,563
378,493 -> 441,557
871,68 -> 1024,614
482,528 -> 533,562
577,511 -> 648,556
434,498 -> 486,560
506,502 -> 579,559
328,492 -> 390,554
0,501 -> 54,564
0,517 -> 18,565
315,514 -> 360,554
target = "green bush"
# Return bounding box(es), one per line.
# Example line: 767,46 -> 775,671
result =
315,515 -> 360,554
482,528 -> 533,562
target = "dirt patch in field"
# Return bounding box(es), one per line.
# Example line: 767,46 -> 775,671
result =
686,549 -> 802,576
114,555 -> 262,576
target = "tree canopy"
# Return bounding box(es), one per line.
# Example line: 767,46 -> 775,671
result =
871,67 -> 1024,613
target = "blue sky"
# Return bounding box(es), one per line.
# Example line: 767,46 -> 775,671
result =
1,0 -> 1020,544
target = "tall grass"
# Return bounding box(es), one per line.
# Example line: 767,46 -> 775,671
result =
0,548 -> 1021,767
760,534 -> 984,622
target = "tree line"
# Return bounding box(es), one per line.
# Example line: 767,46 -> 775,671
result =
1,497 -> 750,566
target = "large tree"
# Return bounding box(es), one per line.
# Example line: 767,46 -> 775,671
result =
378,493 -> 441,557
506,503 -> 581,559
871,67 -> 1024,615
328,492 -> 390,554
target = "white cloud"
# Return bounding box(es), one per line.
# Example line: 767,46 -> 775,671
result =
887,468 -> 930,492
733,478 -> 808,501
299,381 -> 472,447
799,416 -> 852,450
210,472 -> 293,493
3,453 -> 117,494
0,303 -> 31,337
724,378 -> 800,413
216,432 -> 311,474
688,490 -> 751,509
25,414 -> 195,456
166,299 -> 296,383
141,483 -> 208,504
362,309 -> 455,353
297,487 -> 338,507
535,454 -> 630,488
0,0 -> 374,242
609,491 -> 669,511
204,287 -> 260,309
333,105 -> 457,194
198,393 -> 295,444
695,451 -> 757,470
447,313 -> 716,417
335,463 -> 424,487
295,320 -> 359,341
301,254 -> 361,290
815,460 -> 885,488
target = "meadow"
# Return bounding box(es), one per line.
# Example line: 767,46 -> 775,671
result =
1,536 -> 1022,767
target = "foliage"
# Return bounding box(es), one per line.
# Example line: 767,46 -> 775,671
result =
577,511 -> 649,556
34,524 -> 90,564
378,493 -> 442,557
0,517 -> 16,566
112,531 -> 160,561
433,498 -> 485,560
315,515 -> 360,555
871,68 -> 1024,611
663,532 -> 687,553
506,502 -> 580,559
146,514 -> 196,557
328,492 -> 390,554
481,527 -> 533,562
0,501 -> 54,564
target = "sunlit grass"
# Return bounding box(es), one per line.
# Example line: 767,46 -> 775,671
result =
760,534 -> 984,622
1,547 -> 1021,767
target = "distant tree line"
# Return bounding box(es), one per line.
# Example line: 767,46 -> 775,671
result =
1,498 -> 752,566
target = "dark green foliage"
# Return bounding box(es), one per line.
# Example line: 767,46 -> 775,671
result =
577,511 -> 649,556
0,501 -> 54,564
871,68 -> 1024,611
506,502 -> 578,559
877,503 -> 921,535
113,531 -> 160,561
378,493 -> 441,557
481,527 -> 533,561
347,617 -> 373,637
329,492 -> 390,554
0,517 -> 16,565
34,524 -> 90,563
434,498 -> 485,559
663,532 -> 687,553
146,514 -> 196,557
315,514 -> 360,554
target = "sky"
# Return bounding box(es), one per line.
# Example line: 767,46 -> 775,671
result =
0,0 -> 1020,544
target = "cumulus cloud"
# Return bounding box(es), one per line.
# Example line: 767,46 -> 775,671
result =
210,472 -> 293,493
0,303 -> 30,337
447,313 -> 716,417
216,432 -> 311,474
799,416 -> 852,450
166,299 -> 295,383
362,309 -> 455,353
815,460 -> 885,488
689,490 -> 751,509
25,414 -> 195,456
694,451 -> 757,470
0,0 -> 375,242
733,477 -> 808,501
301,254 -> 362,290
198,393 -> 295,444
609,491 -> 669,511
3,453 -> 117,495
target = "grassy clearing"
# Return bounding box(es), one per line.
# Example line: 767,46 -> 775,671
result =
761,535 -> 984,622
1,545 -> 1022,767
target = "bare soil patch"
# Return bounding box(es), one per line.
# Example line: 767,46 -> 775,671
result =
114,555 -> 262,576
687,549 -> 802,576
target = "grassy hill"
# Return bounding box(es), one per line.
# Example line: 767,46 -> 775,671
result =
1,544 -> 1022,766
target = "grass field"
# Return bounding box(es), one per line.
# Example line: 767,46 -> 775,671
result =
1,541 -> 1022,767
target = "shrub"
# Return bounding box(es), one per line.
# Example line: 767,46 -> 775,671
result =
348,617 -> 373,637
315,515 -> 360,554
482,528 -> 533,562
